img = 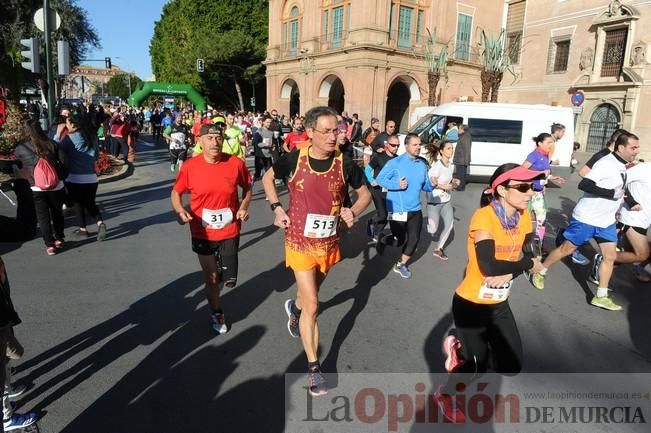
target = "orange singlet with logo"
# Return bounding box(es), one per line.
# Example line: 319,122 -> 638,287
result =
455,205 -> 532,305
285,146 -> 347,273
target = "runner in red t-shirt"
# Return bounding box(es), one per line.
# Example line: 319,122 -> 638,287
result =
283,117 -> 309,152
171,124 -> 252,335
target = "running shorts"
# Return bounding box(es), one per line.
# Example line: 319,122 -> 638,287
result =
285,245 -> 340,274
563,218 -> 617,246
616,222 -> 648,236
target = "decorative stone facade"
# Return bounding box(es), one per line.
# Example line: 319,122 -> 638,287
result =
265,0 -> 504,131
500,0 -> 651,159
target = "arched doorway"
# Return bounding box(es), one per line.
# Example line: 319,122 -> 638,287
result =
586,104 -> 620,153
281,79 -> 300,117
318,75 -> 345,114
386,82 -> 411,132
385,76 -> 421,133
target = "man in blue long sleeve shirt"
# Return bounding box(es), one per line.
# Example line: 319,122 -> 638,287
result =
375,134 -> 434,278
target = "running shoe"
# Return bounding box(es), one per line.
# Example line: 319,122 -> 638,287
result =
46,246 -> 56,256
442,335 -> 464,373
590,295 -> 623,311
54,239 -> 64,249
571,251 -> 590,266
284,299 -> 300,338
6,383 -> 26,399
308,368 -> 328,397
366,220 -> 376,239
394,262 -> 412,279
3,412 -> 37,431
433,249 -> 449,261
210,312 -> 228,335
433,385 -> 465,423
97,222 -> 107,241
529,272 -> 545,290
170,164 -> 175,172
633,264 -> 651,283
589,253 -> 603,285
375,235 -> 386,255
72,228 -> 90,239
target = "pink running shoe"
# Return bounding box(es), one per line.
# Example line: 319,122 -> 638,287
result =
443,335 -> 464,373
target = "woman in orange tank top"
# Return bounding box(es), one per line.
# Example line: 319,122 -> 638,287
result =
432,163 -> 546,423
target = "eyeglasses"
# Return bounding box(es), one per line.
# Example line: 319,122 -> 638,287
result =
387,142 -> 399,147
506,182 -> 534,193
313,128 -> 337,136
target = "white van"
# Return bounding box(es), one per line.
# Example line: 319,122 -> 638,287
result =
398,102 -> 575,177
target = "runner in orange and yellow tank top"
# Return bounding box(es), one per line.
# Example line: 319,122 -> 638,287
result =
432,163 -> 546,424
262,106 -> 371,397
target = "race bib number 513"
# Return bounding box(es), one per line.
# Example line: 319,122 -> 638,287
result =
304,214 -> 338,239
202,208 -> 233,230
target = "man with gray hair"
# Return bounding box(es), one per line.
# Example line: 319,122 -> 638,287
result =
262,106 -> 371,397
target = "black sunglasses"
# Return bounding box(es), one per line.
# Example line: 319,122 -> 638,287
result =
505,182 -> 534,193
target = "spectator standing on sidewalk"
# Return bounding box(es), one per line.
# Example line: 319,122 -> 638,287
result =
452,124 -> 471,191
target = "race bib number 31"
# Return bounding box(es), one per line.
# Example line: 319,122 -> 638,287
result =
202,208 -> 234,230
304,214 -> 338,239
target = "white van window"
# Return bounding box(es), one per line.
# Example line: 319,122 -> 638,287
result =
468,118 -> 523,144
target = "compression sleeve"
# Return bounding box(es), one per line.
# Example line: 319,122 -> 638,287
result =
475,239 -> 534,277
578,178 -> 616,199
624,185 -> 639,208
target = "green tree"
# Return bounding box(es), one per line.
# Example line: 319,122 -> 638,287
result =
0,0 -> 100,100
150,0 -> 268,110
106,74 -> 143,101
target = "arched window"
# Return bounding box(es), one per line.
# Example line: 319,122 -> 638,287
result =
282,5 -> 302,56
321,0 -> 351,49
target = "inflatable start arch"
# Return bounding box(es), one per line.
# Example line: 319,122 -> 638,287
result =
127,82 -> 206,111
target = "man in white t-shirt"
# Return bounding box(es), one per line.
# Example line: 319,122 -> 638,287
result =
616,161 -> 651,281
530,133 -> 640,311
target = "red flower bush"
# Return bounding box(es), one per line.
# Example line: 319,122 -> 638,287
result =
95,151 -> 113,175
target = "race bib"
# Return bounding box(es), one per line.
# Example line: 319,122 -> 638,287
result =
202,208 -> 233,230
388,211 -> 408,222
478,280 -> 512,301
304,213 -> 338,238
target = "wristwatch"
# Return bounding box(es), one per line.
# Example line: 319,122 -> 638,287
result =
270,202 -> 283,211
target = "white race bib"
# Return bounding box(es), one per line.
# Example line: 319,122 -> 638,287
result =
304,213 -> 338,238
478,280 -> 512,301
388,211 -> 408,222
202,208 -> 233,230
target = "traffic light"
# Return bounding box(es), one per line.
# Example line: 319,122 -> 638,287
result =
57,40 -> 70,75
20,37 -> 40,73
105,57 -> 111,69
196,58 -> 205,73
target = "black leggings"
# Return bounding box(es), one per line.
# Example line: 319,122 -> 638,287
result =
65,182 -> 102,228
442,294 -> 523,394
370,187 -> 388,234
33,189 -> 65,247
382,210 -> 423,257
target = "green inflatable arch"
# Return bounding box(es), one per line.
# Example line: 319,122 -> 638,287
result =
127,82 -> 206,111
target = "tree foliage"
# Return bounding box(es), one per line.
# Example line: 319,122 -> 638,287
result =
105,74 -> 143,101
150,0 -> 268,110
0,0 -> 100,100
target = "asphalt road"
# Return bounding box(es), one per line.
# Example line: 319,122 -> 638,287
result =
1,139 -> 650,433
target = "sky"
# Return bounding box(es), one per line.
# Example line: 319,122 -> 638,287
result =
78,0 -> 169,80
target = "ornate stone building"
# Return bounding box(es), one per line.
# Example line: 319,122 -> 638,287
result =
64,64 -> 131,100
500,0 -> 651,158
265,0 -> 504,131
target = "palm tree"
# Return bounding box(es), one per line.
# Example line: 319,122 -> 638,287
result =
423,28 -> 449,106
478,29 -> 515,102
